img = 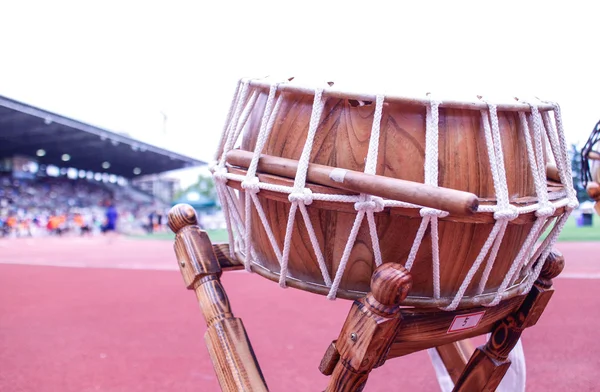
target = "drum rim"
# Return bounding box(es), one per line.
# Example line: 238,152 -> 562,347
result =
242,77 -> 557,113
237,250 -> 530,309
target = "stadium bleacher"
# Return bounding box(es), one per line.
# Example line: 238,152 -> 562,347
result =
0,94 -> 204,238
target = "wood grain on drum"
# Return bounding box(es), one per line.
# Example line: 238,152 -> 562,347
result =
233,88 -> 558,304
546,163 -> 561,183
209,242 -> 527,310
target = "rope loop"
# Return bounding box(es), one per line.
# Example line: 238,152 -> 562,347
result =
208,160 -> 219,172
566,200 -> 579,210
419,207 -> 449,218
566,201 -> 578,211
288,188 -> 313,205
493,205 -> 519,221
535,203 -> 556,218
241,176 -> 260,194
212,165 -> 228,184
354,196 -> 385,213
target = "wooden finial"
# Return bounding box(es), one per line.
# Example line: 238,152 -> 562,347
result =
369,263 -> 412,309
587,182 -> 600,201
168,203 -> 198,233
536,249 -> 565,289
324,262 -> 412,391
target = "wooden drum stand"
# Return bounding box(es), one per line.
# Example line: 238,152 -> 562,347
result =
168,204 -> 563,391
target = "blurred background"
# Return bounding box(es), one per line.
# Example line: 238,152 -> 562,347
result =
0,1 -> 599,391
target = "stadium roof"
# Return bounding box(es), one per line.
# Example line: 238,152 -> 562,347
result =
0,94 -> 205,178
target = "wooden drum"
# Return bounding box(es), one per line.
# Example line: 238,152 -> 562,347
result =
582,120 -> 600,213
212,77 -> 577,310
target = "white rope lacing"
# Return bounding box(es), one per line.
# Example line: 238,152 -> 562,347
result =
516,101 -> 579,293
212,78 -> 575,310
214,79 -> 242,162
485,104 -> 555,306
404,97 -> 445,300
280,88 -> 328,287
441,101 -> 518,311
327,95 -> 385,299
213,79 -> 254,258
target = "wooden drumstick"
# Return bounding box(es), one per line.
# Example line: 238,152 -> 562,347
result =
226,150 -> 479,216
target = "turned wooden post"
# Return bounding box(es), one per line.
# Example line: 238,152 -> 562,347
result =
169,204 -> 268,392
452,250 -> 564,392
322,263 -> 412,392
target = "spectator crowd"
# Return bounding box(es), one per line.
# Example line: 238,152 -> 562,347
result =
0,174 -> 169,239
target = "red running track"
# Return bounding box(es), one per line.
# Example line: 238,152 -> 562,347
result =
0,237 -> 599,391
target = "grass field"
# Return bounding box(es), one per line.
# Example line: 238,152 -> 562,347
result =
131,215 -> 600,242
130,229 -> 229,242
545,214 -> 600,241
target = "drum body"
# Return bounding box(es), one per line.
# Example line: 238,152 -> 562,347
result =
583,121 -> 600,209
588,161 -> 600,215
590,146 -> 600,186
215,78 -> 574,309
593,160 -> 600,184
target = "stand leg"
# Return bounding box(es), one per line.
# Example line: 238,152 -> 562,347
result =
323,263 -> 413,392
169,204 -> 268,392
452,250 -> 564,392
434,340 -> 475,384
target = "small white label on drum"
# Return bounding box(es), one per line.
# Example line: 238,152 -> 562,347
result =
329,168 -> 347,183
447,311 -> 485,333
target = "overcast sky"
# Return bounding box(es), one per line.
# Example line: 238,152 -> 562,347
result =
0,1 -> 598,186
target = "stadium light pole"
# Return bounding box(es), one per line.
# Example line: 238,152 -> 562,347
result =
160,111 -> 168,135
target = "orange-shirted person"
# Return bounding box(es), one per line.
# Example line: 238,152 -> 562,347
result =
6,216 -> 17,230
73,213 -> 89,236
6,216 -> 17,236
74,214 -> 84,228
48,215 -> 61,235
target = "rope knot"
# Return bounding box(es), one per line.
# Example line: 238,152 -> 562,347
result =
212,165 -> 228,184
494,205 -> 519,221
535,203 -> 556,218
419,207 -> 449,218
354,196 -> 385,213
288,188 -> 313,205
566,198 -> 579,210
241,176 -> 260,194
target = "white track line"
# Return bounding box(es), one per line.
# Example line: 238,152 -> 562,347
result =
557,273 -> 600,279
1,259 -> 600,279
0,259 -> 178,271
